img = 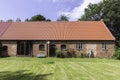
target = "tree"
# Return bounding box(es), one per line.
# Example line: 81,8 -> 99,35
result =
25,18 -> 29,22
57,15 -> 69,21
46,19 -> 51,22
16,18 -> 21,22
6,19 -> 14,22
0,20 -> 4,22
29,14 -> 46,21
79,0 -> 120,46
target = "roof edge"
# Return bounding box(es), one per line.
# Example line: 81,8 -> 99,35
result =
100,20 -> 115,40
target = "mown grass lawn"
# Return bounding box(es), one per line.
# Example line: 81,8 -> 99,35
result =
0,57 -> 120,80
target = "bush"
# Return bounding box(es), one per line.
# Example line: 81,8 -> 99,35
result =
56,50 -> 61,58
56,50 -> 68,58
75,51 -> 89,58
61,50 -> 68,58
56,48 -> 88,58
67,48 -> 75,57
75,51 -> 81,57
81,53 -> 88,58
56,49 -> 70,58
113,47 -> 120,60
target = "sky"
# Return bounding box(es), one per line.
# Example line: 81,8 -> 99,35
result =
0,0 -> 102,21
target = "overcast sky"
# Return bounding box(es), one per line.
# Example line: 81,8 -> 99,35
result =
0,0 -> 102,21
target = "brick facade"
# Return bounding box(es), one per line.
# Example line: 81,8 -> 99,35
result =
1,40 -> 115,58
1,41 -> 17,56
33,41 -> 47,56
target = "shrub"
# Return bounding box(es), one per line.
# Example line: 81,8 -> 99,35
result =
81,53 -> 88,58
75,51 -> 88,58
56,50 -> 62,58
61,50 -> 68,58
75,51 -> 81,58
56,48 -> 88,58
56,49 -> 75,58
113,47 -> 120,60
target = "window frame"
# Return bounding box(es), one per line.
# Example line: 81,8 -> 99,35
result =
39,44 -> 45,51
61,44 -> 66,50
102,43 -> 107,50
76,43 -> 83,50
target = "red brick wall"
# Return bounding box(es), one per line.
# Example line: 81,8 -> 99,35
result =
1,40 -> 115,58
96,41 -> 115,58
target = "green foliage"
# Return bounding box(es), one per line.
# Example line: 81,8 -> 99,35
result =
25,14 -> 51,22
46,19 -> 51,22
25,18 -> 29,22
57,15 -> 69,21
16,18 -> 21,22
0,20 -> 4,22
79,0 -> 120,46
56,48 -> 88,58
29,14 -> 46,21
6,19 -> 14,22
113,47 -> 120,60
75,51 -> 89,58
56,50 -> 68,58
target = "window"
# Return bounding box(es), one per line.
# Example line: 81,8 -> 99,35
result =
76,43 -> 82,50
61,44 -> 66,50
39,44 -> 45,51
102,43 -> 107,50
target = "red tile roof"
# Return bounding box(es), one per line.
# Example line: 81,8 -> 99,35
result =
0,21 -> 115,40
0,22 -> 11,37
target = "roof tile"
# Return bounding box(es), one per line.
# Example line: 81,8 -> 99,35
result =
0,21 -> 115,40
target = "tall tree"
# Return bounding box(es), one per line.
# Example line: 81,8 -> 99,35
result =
6,19 -> 14,22
29,14 -> 46,21
25,18 -> 29,22
0,20 -> 4,22
46,19 -> 51,22
79,0 -> 120,46
57,15 -> 69,21
16,18 -> 21,22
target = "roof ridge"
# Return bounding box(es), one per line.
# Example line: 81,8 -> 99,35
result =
3,21 -> 101,23
100,20 -> 115,40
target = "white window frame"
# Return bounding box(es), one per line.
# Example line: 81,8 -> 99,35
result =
102,43 -> 107,50
76,43 -> 82,50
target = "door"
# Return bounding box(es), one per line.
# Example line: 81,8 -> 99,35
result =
17,41 -> 33,56
49,44 -> 56,57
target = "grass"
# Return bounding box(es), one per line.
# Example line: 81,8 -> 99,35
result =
0,57 -> 120,80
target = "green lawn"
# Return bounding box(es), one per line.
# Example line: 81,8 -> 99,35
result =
0,57 -> 120,80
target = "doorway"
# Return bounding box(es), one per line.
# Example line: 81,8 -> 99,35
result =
17,41 -> 33,56
49,44 -> 56,57
2,46 -> 8,56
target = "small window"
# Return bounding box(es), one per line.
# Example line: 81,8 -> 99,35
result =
76,43 -> 82,50
39,44 -> 45,51
61,44 -> 66,50
102,43 -> 107,50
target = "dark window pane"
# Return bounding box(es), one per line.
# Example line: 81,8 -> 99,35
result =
39,44 -> 45,51
61,44 -> 66,50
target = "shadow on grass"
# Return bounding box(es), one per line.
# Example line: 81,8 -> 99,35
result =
0,70 -> 53,80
